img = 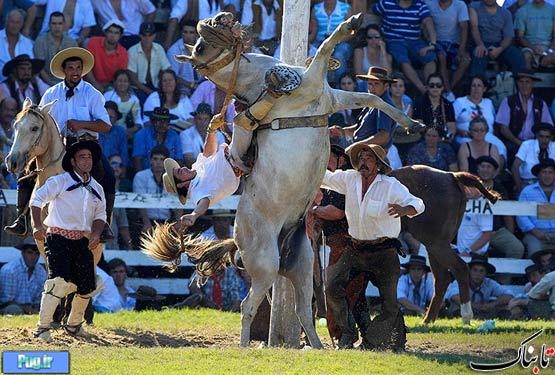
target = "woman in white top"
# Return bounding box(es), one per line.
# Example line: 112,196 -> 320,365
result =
453,76 -> 507,161
103,70 -> 143,142
353,25 -> 392,89
143,69 -> 194,128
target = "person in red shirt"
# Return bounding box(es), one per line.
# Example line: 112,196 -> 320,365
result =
86,19 -> 128,92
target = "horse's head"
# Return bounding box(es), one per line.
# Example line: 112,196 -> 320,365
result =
174,12 -> 246,74
5,98 -> 56,173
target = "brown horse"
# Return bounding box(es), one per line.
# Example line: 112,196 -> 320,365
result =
392,165 -> 500,324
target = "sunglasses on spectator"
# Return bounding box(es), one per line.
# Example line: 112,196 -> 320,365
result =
428,83 -> 443,88
366,35 -> 381,40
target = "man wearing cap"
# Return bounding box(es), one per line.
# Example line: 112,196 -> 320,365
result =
321,142 -> 424,349
329,67 -> 398,151
127,22 -> 171,102
496,70 -> 553,161
512,122 -> 555,192
397,255 -> 434,316
181,103 -> 226,167
86,19 -> 128,92
0,54 -> 49,110
527,268 -> 555,319
476,156 -> 525,260
30,140 -> 106,340
33,12 -> 78,86
509,264 -> 548,320
5,47 -> 116,241
133,107 -> 183,171
518,158 -> 555,260
0,238 -> 47,315
99,101 -> 129,169
445,255 -> 513,319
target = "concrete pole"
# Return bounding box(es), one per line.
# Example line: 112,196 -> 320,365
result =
268,0 -> 311,348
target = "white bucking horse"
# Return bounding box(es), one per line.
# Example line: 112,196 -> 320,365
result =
141,12 -> 422,348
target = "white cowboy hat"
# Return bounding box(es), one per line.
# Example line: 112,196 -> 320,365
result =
163,158 -> 188,205
50,47 -> 94,80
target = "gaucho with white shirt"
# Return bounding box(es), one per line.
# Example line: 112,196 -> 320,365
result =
322,142 -> 425,350
30,140 -> 106,341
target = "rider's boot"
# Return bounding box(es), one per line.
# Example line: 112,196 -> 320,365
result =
99,193 -> 115,242
4,175 -> 35,237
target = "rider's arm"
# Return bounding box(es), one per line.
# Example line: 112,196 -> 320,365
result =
202,131 -> 218,158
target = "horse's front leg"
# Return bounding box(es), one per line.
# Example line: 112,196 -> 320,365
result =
328,89 -> 425,132
305,14 -> 363,84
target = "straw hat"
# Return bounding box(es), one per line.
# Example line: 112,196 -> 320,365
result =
356,66 -> 397,83
163,158 -> 188,204
345,142 -> 392,174
50,47 -> 94,79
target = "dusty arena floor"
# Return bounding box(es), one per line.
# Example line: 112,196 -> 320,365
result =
1,309 -> 553,374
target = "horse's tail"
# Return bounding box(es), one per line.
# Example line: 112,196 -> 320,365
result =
453,172 -> 501,203
140,222 -> 239,277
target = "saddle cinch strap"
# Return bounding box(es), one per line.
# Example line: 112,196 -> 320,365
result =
258,114 -> 328,131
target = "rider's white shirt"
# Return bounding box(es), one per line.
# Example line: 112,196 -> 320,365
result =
322,170 -> 425,241
188,144 -> 240,206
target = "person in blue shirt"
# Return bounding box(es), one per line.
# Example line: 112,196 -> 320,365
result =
397,255 -> 435,316
99,101 -> 129,167
132,107 -> 183,171
518,158 -> 555,261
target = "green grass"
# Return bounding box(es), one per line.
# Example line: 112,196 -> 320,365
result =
1,310 -> 554,374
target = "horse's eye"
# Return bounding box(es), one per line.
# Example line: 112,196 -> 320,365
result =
31,126 -> 39,132
196,44 -> 204,54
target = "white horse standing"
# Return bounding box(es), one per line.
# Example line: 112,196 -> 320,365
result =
4,98 -> 104,264
142,13 -> 421,348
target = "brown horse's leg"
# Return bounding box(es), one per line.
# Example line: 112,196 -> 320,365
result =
423,253 -> 450,324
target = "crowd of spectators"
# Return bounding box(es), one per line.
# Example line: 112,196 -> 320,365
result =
0,0 -> 554,319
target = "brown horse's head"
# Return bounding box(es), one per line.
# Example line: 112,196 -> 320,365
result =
5,98 -> 56,173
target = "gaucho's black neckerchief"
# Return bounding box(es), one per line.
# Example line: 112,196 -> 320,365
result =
66,170 -> 102,201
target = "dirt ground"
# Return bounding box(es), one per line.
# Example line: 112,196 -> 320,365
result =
0,326 -> 517,360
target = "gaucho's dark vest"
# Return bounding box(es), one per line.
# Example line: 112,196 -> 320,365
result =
5,77 -> 41,110
508,93 -> 543,138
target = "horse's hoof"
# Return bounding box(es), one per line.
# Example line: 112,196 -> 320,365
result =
348,13 -> 364,32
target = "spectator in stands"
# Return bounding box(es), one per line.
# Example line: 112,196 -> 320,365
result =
373,0 -> 437,94
456,208 -> 493,256
406,125 -> 458,171
496,71 -> 554,162
453,76 -> 507,162
86,20 -> 128,93
202,216 -> 234,240
133,145 -> 176,232
518,158 -> 555,260
35,0 -> 96,46
33,12 -> 78,87
389,73 -> 413,120
110,154 -> 132,192
0,97 -> 17,145
527,269 -> 555,319
103,69 -> 143,142
133,107 -> 183,171
515,0 -> 555,70
458,117 -> 504,174
512,123 -> 555,192
164,0 -> 223,51
353,25 -> 393,83
508,264 -> 548,319
166,20 -> 200,95
0,9 -> 34,82
329,67 -> 397,150
92,267 -> 124,313
0,237 -> 47,315
108,258 -> 136,310
93,0 -> 156,49
332,73 -> 361,127
106,156 -> 132,250
534,250 -> 555,272
190,79 -> 236,124
397,255 -> 435,316
0,55 -> 49,110
143,69 -> 194,128
413,74 -> 456,142
100,101 -> 129,168
180,103 -> 226,167
468,0 -> 526,78
310,0 -> 353,84
251,0 -> 282,56
427,0 -> 470,102
477,156 -> 525,259
128,22 -> 171,103
0,1 -> 37,36
445,255 -> 513,319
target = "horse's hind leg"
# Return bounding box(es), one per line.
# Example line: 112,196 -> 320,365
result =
423,250 -> 451,324
284,235 -> 324,349
329,89 -> 424,132
305,14 -> 363,84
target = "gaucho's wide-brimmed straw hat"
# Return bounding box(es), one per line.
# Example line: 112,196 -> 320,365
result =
345,142 -> 392,174
50,47 -> 94,79
163,158 -> 188,204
